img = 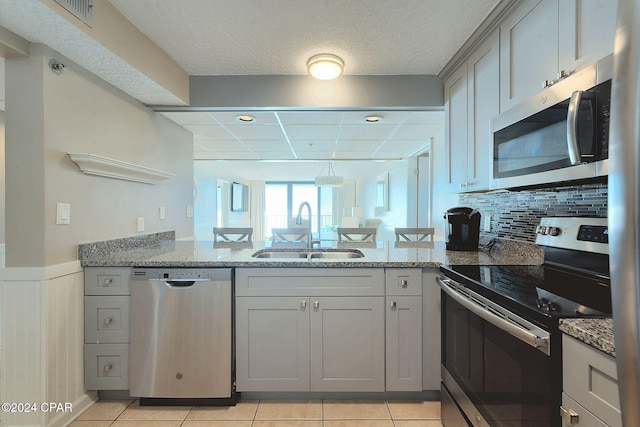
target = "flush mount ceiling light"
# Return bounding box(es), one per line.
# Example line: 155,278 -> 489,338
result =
307,54 -> 344,80
365,115 -> 383,123
235,115 -> 255,122
315,162 -> 344,187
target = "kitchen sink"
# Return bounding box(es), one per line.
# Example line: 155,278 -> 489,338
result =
251,248 -> 365,259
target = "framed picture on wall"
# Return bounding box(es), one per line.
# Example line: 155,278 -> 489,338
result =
231,182 -> 249,212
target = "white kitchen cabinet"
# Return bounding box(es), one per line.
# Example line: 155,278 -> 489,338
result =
500,0 -> 617,111
235,296 -> 310,391
83,267 -> 131,390
235,268 -> 385,392
385,269 -> 423,391
562,334 -> 621,427
444,30 -> 499,192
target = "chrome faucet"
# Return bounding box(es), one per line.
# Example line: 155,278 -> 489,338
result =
296,201 -> 313,249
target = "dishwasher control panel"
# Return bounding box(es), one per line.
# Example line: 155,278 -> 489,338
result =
131,268 -> 231,282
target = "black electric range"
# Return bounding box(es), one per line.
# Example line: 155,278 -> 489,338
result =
439,217 -> 611,427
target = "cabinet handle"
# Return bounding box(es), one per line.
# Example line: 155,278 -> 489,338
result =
543,79 -> 556,88
103,364 -> 113,373
313,301 -> 320,308
400,279 -> 408,288
560,406 -> 579,424
390,301 -> 397,308
103,317 -> 113,325
102,278 -> 113,286
301,300 -> 307,308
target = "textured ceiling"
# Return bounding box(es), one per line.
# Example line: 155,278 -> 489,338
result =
0,0 -> 499,162
108,0 -> 499,76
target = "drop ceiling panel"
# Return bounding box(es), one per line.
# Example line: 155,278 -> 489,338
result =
338,124 -> 397,140
285,124 -> 340,140
160,112 -> 218,126
224,124 -> 286,140
186,125 -> 238,139
253,151 -> 297,160
291,140 -> 337,152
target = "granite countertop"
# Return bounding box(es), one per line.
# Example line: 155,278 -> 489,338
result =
78,233 -> 543,269
559,318 -> 615,357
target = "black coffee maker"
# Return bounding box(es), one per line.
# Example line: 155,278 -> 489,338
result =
444,207 -> 481,251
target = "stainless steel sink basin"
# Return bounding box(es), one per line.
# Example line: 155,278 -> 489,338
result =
251,248 -> 364,259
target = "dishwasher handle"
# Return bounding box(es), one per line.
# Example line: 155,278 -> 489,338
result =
148,278 -> 210,287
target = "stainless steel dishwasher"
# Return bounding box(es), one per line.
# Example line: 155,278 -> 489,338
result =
130,268 -> 237,404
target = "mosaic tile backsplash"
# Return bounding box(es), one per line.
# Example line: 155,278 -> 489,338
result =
459,182 -> 608,242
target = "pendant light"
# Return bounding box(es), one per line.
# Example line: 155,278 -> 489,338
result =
315,162 -> 344,187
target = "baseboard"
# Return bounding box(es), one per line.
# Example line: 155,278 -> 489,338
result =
47,392 -> 97,427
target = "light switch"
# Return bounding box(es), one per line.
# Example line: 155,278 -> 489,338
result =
159,207 -> 166,220
137,217 -> 144,232
56,203 -> 71,225
186,205 -> 194,218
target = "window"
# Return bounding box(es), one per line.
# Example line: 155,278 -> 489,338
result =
265,182 -> 335,236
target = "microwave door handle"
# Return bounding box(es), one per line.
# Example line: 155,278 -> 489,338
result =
567,90 -> 583,165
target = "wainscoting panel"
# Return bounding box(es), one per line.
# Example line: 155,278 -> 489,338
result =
1,263 -> 95,426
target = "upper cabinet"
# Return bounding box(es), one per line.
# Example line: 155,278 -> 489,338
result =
500,0 -> 617,112
444,30 -> 500,193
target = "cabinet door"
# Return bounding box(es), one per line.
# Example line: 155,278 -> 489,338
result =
500,0 -> 559,111
386,296 -> 422,391
310,297 -> 384,392
236,297 -> 310,391
558,0 -> 617,73
444,65 -> 469,192
466,29 -> 500,191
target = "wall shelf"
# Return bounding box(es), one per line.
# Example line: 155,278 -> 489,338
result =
67,153 -> 175,185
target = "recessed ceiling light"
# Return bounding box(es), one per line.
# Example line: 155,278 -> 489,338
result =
365,115 -> 383,123
236,115 -> 255,122
307,54 -> 344,80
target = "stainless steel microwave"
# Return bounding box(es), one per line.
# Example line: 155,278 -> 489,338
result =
490,55 -> 612,190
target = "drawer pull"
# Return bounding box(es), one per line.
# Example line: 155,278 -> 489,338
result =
313,301 -> 320,308
390,301 -> 397,308
400,279 -> 408,288
301,300 -> 307,308
102,278 -> 113,286
103,364 -> 113,373
103,317 -> 113,325
560,406 -> 579,424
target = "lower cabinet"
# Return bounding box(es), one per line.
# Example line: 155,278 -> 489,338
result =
83,267 -> 132,391
235,267 -> 424,393
562,334 -> 621,427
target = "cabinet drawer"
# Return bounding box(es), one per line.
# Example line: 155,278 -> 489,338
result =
236,268 -> 384,297
385,269 -> 422,296
85,268 -> 131,295
85,296 -> 130,343
561,393 -> 608,427
563,335 -> 621,427
84,343 -> 129,390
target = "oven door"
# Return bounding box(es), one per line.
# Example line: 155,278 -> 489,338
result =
439,276 -> 557,427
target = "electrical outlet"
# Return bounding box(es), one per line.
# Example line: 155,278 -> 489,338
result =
483,215 -> 491,232
137,217 -> 145,232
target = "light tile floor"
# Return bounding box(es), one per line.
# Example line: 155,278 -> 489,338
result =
71,398 -> 443,427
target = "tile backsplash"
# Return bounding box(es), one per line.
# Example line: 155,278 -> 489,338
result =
459,182 -> 607,242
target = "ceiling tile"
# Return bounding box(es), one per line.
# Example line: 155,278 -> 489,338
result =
225,124 -> 286,140
285,124 -> 340,140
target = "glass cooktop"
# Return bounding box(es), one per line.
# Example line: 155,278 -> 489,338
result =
441,264 -> 612,327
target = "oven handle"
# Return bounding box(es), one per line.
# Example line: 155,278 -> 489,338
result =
437,276 -> 551,355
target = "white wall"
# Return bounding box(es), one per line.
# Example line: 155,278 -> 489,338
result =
358,160 -> 412,241
5,44 -> 193,267
2,44 -> 194,426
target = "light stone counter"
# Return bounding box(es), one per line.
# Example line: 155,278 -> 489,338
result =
559,318 -> 615,357
78,232 -> 543,269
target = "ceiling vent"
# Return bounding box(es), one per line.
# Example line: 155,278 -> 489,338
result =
53,0 -> 93,27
